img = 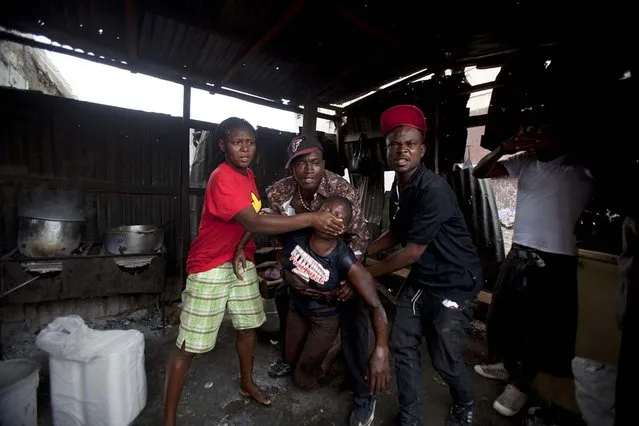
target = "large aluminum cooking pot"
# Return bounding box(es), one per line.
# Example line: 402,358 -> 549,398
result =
105,225 -> 165,255
18,217 -> 84,258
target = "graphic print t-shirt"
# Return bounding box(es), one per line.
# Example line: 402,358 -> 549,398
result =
280,229 -> 357,316
187,162 -> 262,274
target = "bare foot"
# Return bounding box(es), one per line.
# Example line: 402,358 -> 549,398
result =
239,383 -> 272,406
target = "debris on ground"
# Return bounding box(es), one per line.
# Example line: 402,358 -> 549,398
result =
471,320 -> 487,339
2,304 -> 166,360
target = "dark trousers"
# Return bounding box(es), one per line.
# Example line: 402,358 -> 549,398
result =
391,285 -> 475,426
285,303 -> 340,390
274,282 -> 371,398
487,244 -> 578,391
615,284 -> 637,426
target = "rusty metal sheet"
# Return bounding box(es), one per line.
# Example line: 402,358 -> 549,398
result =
0,88 -> 182,272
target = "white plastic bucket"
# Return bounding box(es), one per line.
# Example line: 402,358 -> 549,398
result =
0,359 -> 40,426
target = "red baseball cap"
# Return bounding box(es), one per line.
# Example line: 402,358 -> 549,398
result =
380,105 -> 427,136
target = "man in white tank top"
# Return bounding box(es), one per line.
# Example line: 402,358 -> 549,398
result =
472,127 -> 594,417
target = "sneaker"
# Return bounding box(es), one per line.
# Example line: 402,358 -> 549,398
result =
524,407 -> 558,426
268,359 -> 292,378
493,384 -> 528,417
349,395 -> 376,426
473,363 -> 509,381
524,404 -> 587,426
446,402 -> 474,425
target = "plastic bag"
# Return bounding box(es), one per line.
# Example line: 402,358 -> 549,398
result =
36,315 -> 141,363
36,315 -> 147,426
572,357 -> 616,426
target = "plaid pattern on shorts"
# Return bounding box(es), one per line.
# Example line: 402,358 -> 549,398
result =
176,261 -> 266,354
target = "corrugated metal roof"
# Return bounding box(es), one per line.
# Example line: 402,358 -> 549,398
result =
1,0 -> 629,105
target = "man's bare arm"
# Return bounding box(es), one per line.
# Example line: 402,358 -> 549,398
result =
346,262 -> 390,394
346,263 -> 388,345
366,231 -> 398,257
366,242 -> 426,278
236,231 -> 252,250
234,207 -> 344,235
472,145 -> 509,179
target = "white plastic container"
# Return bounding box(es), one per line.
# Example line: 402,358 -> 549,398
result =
0,359 -> 40,426
36,315 -> 147,426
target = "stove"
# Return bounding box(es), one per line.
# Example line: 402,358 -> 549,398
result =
1,241 -> 168,304
1,242 -> 166,273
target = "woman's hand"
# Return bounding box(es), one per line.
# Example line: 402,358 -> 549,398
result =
232,247 -> 247,281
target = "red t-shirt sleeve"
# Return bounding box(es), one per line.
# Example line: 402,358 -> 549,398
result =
206,167 -> 254,222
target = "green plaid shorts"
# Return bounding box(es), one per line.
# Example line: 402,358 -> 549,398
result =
176,261 -> 266,354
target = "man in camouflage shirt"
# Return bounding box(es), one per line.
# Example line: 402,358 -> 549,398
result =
264,135 -> 375,426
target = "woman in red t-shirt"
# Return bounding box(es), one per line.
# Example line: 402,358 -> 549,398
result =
164,117 -> 345,426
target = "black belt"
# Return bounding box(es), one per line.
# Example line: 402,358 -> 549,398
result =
511,244 -> 546,267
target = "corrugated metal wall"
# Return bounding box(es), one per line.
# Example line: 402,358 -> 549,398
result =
448,165 -> 505,290
0,88 -> 183,272
0,87 -> 344,277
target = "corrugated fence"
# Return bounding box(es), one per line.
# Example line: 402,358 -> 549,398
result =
0,87 -> 183,272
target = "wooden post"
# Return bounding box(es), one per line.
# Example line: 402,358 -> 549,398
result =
302,93 -> 318,137
433,73 -> 441,174
180,85 -> 191,283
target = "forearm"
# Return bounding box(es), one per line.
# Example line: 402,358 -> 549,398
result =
366,231 -> 397,256
473,145 -> 505,178
347,264 -> 389,348
366,246 -> 420,278
369,305 -> 389,349
236,231 -> 252,250
241,212 -> 312,234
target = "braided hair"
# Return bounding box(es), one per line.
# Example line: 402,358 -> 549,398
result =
213,117 -> 256,144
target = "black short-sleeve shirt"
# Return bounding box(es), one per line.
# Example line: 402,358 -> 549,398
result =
390,163 -> 482,300
280,229 -> 357,316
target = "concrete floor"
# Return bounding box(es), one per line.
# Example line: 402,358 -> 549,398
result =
5,304 -> 523,426
131,314 -> 517,426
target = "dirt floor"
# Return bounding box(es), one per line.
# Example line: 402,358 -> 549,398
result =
3,302 -> 526,426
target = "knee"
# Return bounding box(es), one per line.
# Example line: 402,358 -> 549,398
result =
430,341 -> 463,380
293,368 -> 321,391
171,346 -> 196,362
432,357 -> 458,381
236,329 -> 256,341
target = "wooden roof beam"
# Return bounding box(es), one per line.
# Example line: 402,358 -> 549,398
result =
321,3 -> 435,96
332,3 -> 402,51
125,0 -> 139,61
220,0 -> 307,85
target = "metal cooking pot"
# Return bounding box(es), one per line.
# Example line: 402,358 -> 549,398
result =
18,217 -> 84,258
105,225 -> 165,255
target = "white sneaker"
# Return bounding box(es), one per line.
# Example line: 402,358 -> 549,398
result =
474,362 -> 509,381
493,384 -> 528,417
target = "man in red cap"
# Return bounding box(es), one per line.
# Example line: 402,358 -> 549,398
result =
233,135 -> 380,426
365,105 -> 482,425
